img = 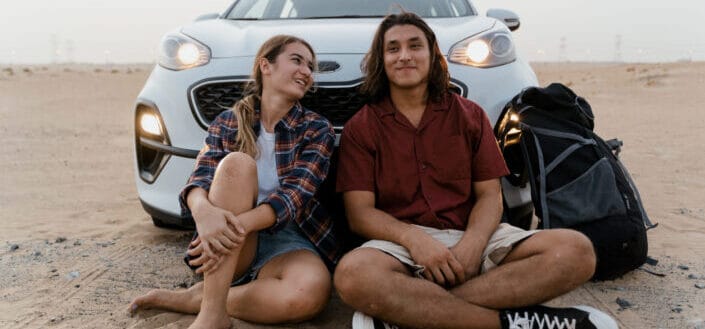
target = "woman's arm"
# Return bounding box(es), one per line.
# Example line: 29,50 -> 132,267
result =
179,111 -> 244,266
260,118 -> 335,231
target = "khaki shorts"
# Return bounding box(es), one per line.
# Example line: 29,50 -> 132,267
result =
358,223 -> 538,277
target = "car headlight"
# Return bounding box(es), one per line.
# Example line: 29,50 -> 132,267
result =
139,112 -> 163,137
448,25 -> 516,68
157,32 -> 211,71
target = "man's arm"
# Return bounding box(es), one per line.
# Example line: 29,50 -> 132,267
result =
343,191 -> 413,243
450,178 -> 504,279
344,191 -> 466,286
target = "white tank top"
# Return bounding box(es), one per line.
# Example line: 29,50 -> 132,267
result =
256,125 -> 280,204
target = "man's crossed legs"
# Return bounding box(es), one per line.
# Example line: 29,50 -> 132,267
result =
334,225 -> 617,329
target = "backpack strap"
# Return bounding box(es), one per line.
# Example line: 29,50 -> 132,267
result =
531,134 -> 551,229
524,125 -> 597,175
613,156 -> 657,229
523,129 -> 551,228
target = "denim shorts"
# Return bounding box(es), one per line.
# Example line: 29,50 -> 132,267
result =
184,220 -> 321,286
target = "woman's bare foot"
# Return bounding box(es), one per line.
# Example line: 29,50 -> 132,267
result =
129,289 -> 168,316
129,284 -> 203,316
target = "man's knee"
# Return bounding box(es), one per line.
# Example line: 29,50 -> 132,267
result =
334,248 -> 387,306
334,249 -> 365,299
544,229 -> 596,281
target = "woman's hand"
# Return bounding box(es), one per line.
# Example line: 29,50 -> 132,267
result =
187,236 -> 221,274
192,202 -> 247,261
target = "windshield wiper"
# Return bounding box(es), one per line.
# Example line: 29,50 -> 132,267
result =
301,15 -> 382,19
226,17 -> 262,20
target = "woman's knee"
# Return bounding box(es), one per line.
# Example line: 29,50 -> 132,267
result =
215,152 -> 257,180
211,152 -> 258,202
280,271 -> 332,321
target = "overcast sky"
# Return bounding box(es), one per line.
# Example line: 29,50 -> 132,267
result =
1,0 -> 704,63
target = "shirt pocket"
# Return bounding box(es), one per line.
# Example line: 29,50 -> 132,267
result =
433,135 -> 471,181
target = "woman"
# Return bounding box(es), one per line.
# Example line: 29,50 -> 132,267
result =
130,35 -> 342,329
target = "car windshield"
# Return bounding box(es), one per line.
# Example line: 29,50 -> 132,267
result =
226,0 -> 475,20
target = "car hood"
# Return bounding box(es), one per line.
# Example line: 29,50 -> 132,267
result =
180,17 -> 496,57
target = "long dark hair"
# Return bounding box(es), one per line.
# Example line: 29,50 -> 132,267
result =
360,11 -> 450,103
234,35 -> 316,158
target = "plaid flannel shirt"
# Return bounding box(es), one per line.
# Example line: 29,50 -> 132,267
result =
179,103 -> 342,265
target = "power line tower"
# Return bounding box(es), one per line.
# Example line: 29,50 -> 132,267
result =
559,36 -> 567,62
65,39 -> 75,63
614,34 -> 622,62
50,34 -> 60,63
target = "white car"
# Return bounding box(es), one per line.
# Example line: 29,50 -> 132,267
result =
134,0 -> 537,228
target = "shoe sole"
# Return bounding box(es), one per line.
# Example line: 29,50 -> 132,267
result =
574,305 -> 619,329
352,311 -> 375,329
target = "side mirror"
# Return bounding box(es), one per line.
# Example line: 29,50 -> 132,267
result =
195,13 -> 220,21
487,9 -> 520,31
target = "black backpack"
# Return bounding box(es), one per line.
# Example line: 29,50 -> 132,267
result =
495,83 -> 656,280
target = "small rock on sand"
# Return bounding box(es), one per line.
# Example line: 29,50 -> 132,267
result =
616,297 -> 632,309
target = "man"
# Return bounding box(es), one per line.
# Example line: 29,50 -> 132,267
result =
334,12 -> 617,329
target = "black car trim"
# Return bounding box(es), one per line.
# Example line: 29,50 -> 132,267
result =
135,99 -> 174,183
139,137 -> 200,159
140,198 -> 195,229
449,78 -> 468,97
187,76 -> 466,132
187,75 -> 252,130
187,76 -> 366,131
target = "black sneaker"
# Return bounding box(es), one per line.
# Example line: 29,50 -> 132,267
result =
501,305 -> 618,329
352,311 -> 400,329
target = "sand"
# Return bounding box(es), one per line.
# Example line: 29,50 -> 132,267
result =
0,62 -> 704,328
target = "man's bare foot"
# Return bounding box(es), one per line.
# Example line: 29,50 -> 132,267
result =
188,312 -> 232,329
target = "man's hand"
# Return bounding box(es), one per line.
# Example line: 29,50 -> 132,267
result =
449,238 -> 485,282
401,228 -> 466,287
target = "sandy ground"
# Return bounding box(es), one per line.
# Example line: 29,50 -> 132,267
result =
1,62 -> 704,329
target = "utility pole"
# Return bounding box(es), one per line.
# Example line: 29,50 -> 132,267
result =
614,34 -> 622,62
50,34 -> 60,63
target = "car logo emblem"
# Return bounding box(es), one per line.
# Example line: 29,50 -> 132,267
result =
317,61 -> 340,73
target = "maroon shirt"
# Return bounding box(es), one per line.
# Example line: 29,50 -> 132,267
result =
336,93 -> 509,230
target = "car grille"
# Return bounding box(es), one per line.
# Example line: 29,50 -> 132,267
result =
191,80 -> 463,129
191,80 -> 364,128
